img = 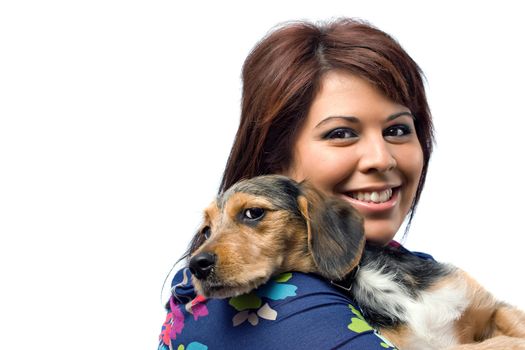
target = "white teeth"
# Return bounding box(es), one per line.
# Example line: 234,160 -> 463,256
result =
350,188 -> 393,203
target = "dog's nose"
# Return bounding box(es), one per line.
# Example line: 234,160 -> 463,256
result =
189,252 -> 216,280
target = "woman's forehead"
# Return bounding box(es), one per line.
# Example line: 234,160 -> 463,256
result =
305,72 -> 412,128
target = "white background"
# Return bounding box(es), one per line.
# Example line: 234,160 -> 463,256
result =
1,1 -> 524,349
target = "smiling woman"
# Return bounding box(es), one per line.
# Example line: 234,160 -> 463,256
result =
160,18 -> 435,349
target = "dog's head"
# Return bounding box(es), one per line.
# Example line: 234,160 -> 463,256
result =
187,175 -> 365,298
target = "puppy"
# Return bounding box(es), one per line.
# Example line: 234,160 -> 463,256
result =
187,175 -> 525,350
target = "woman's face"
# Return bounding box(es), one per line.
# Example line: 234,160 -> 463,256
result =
283,71 -> 424,245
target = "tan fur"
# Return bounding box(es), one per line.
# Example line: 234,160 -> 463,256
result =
203,201 -> 220,223
452,270 -> 500,343
191,192 -> 316,298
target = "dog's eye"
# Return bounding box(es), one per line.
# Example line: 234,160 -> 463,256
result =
243,207 -> 265,221
201,226 -> 211,239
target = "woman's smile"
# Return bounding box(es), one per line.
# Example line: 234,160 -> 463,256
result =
340,186 -> 400,215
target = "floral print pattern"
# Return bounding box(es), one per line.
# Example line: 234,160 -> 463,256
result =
228,272 -> 296,327
159,282 -> 210,348
159,267 -> 410,349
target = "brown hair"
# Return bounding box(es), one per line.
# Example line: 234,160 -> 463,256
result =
219,18 -> 434,225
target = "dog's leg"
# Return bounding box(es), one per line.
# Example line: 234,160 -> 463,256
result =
447,335 -> 525,350
447,305 -> 525,350
491,305 -> 525,338
453,270 -> 525,341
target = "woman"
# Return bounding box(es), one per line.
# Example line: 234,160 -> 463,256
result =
159,18 -> 433,349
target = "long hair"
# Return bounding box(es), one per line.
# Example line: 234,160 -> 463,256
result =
219,18 -> 433,225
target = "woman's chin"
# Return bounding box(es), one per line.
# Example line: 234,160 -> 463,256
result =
362,222 -> 397,246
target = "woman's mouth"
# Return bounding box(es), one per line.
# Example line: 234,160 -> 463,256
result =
341,187 -> 400,214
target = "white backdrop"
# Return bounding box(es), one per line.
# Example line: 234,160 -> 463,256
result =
1,1 -> 524,349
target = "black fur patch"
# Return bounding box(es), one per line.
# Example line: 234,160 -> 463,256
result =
308,197 -> 365,280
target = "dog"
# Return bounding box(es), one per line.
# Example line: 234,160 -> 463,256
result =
186,175 -> 525,350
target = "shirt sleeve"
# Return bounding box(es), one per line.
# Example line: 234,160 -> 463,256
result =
158,271 -> 397,350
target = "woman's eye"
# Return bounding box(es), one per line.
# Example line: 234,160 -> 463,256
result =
243,208 -> 265,221
201,226 -> 211,239
323,128 -> 358,140
384,124 -> 412,137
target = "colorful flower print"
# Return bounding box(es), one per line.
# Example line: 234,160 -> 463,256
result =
159,294 -> 210,348
229,272 -> 297,327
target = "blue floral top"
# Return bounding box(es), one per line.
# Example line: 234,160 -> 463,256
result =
158,243 -> 433,350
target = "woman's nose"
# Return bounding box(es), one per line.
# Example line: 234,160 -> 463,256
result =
358,138 -> 397,174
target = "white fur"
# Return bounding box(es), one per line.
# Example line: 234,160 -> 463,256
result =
354,265 -> 469,350
405,277 -> 469,350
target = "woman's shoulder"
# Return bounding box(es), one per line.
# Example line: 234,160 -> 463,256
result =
158,268 -> 397,350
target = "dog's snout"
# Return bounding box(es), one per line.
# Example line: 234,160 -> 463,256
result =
189,252 -> 216,280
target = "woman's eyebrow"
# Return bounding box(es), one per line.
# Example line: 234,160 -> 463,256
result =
314,116 -> 359,128
387,111 -> 414,121
315,111 -> 414,128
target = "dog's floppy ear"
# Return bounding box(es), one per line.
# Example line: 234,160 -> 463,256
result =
297,183 -> 365,281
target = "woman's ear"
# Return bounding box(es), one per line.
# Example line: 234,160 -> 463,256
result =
297,183 -> 365,281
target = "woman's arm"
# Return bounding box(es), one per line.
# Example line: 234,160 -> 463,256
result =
158,269 -> 396,350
